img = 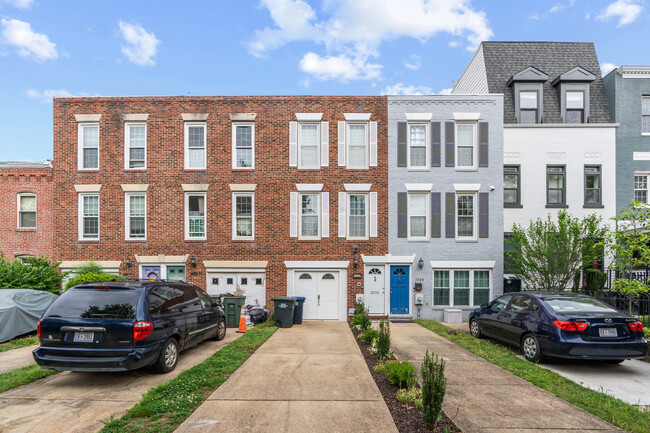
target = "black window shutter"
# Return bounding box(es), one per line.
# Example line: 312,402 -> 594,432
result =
445,192 -> 455,238
431,192 -> 441,238
479,192 -> 489,238
398,192 -> 407,238
479,122 -> 489,167
445,122 -> 455,167
431,122 -> 441,167
397,122 -> 407,167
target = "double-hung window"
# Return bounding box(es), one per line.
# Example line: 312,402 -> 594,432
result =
78,123 -> 99,170
643,96 -> 650,134
433,269 -> 491,307
547,165 -> 566,207
635,175 -> 648,203
584,166 -> 602,206
233,123 -> 254,169
407,123 -> 427,169
233,193 -> 254,240
17,193 -> 36,228
408,193 -> 428,239
456,122 -> 476,169
504,165 -> 521,206
125,123 -> 146,169
347,123 -> 368,168
126,193 -> 146,239
566,91 -> 585,123
299,123 -> 320,168
300,193 -> 320,239
519,91 -> 538,124
185,193 -> 206,239
348,194 -> 368,239
185,123 -> 206,169
79,194 -> 99,240
456,193 -> 476,240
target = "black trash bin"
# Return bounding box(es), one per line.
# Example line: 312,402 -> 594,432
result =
271,297 -> 296,328
293,296 -> 306,324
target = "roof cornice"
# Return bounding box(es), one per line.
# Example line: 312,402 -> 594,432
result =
618,66 -> 650,78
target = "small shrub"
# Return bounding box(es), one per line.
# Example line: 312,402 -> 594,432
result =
357,328 -> 379,344
376,317 -> 391,360
64,272 -> 125,291
373,363 -> 385,374
0,253 -> 64,293
421,349 -> 446,429
353,301 -> 366,317
584,268 -> 607,296
352,313 -> 371,332
384,360 -> 417,389
397,387 -> 423,410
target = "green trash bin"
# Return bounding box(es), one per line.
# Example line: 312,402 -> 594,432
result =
222,296 -> 246,328
271,297 -> 296,328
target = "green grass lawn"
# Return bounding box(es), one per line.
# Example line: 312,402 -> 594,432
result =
416,319 -> 650,433
0,364 -> 57,393
0,335 -> 39,353
100,322 -> 277,433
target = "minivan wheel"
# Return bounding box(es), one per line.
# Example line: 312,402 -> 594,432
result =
153,338 -> 179,373
522,334 -> 544,363
469,319 -> 483,339
214,318 -> 226,341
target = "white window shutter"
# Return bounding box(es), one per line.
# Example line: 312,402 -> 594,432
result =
370,191 -> 378,237
369,121 -> 378,167
338,191 -> 347,237
338,121 -> 346,166
290,192 -> 298,237
321,121 -> 329,167
321,192 -> 329,237
289,122 -> 298,167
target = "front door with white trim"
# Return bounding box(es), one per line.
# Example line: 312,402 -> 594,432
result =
364,267 -> 385,315
293,271 -> 340,320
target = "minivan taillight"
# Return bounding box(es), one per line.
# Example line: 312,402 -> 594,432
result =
133,321 -> 153,341
553,320 -> 588,331
37,319 -> 41,338
628,321 -> 644,332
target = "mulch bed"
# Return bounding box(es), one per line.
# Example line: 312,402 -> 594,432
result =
353,329 -> 461,433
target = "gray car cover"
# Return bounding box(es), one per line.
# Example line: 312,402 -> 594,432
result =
0,289 -> 58,343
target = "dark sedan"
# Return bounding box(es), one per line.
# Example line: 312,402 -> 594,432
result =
469,292 -> 647,363
33,280 -> 226,373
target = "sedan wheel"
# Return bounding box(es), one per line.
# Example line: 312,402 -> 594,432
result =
469,319 -> 483,339
522,334 -> 543,363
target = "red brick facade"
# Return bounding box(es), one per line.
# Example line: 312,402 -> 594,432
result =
0,163 -> 53,260
52,96 -> 388,311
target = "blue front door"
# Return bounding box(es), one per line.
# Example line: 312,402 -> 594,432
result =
390,266 -> 409,315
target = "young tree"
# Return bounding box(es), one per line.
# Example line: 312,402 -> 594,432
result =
609,201 -> 650,294
0,252 -> 64,293
507,210 -> 608,291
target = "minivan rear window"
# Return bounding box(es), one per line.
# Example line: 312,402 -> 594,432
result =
544,297 -> 616,314
45,288 -> 140,319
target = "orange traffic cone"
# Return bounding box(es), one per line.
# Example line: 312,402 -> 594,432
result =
236,305 -> 247,333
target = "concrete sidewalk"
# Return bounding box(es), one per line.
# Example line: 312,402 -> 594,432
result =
176,321 -> 398,433
390,322 -> 622,433
0,344 -> 38,374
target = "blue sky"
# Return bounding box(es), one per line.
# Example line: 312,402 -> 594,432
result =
0,0 -> 648,162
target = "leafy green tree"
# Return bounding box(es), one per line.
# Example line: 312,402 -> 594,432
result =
506,210 -> 608,291
0,252 -> 64,293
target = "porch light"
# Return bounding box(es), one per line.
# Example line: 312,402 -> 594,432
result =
418,258 -> 424,270
191,256 -> 196,268
353,257 -> 358,269
125,257 -> 131,268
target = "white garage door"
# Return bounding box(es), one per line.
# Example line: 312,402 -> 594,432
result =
206,272 -> 266,307
293,271 -> 339,320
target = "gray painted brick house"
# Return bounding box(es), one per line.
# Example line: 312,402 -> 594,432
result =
361,95 -> 503,321
603,66 -> 650,212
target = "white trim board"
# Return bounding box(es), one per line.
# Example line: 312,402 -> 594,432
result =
284,261 -> 349,269
430,260 -> 496,269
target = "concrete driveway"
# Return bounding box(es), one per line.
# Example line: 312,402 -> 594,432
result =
0,344 -> 38,374
0,332 -> 241,433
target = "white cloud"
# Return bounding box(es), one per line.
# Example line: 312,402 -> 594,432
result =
118,21 -> 160,66
249,0 -> 493,81
601,62 -> 619,76
404,54 -> 421,71
300,51 -> 382,81
549,0 -> 576,14
1,18 -> 58,62
1,0 -> 34,9
381,83 -> 433,95
438,87 -> 453,95
27,88 -> 75,103
596,0 -> 642,26
300,77 -> 310,88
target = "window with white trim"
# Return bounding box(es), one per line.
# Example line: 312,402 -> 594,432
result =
433,269 -> 491,307
300,193 -> 320,239
78,123 -> 99,170
347,123 -> 368,169
635,174 -> 648,203
298,123 -> 320,168
233,123 -> 254,169
126,193 -> 146,239
125,123 -> 146,169
185,123 -> 206,169
17,193 -> 36,228
348,193 -> 368,239
185,193 -> 206,239
643,96 -> 650,134
408,193 -> 428,240
79,193 -> 99,240
407,123 -> 427,169
456,193 -> 476,240
456,122 -> 476,169
233,193 -> 254,240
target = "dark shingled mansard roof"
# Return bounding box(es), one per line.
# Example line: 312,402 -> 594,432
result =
481,41 -> 612,124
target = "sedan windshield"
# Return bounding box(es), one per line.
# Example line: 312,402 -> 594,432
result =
544,297 -> 617,314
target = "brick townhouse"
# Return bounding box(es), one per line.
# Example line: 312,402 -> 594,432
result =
53,96 -> 387,320
0,161 -> 53,260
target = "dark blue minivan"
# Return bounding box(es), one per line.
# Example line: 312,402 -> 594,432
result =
33,280 -> 226,373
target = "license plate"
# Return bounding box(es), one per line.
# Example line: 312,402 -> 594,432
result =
73,332 -> 94,342
599,328 -> 617,338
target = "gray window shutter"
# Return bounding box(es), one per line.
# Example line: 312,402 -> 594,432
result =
445,122 -> 455,167
479,192 -> 489,238
445,192 -> 455,238
479,122 -> 489,167
397,192 -> 407,238
431,122 -> 441,167
397,122 -> 407,167
431,192 -> 441,238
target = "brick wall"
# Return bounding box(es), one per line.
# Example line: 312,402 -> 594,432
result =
53,96 -> 388,309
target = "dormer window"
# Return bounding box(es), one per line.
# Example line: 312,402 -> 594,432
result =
508,66 -> 548,124
519,91 -> 538,124
566,91 -> 585,123
552,67 -> 595,124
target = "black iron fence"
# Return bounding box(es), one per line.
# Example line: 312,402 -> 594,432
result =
590,290 -> 650,328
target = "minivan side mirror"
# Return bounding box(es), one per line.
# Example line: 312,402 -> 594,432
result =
481,303 -> 489,309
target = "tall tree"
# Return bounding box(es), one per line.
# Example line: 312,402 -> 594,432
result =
609,201 -> 650,294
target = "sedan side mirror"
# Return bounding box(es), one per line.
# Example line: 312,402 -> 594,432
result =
481,303 -> 489,309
